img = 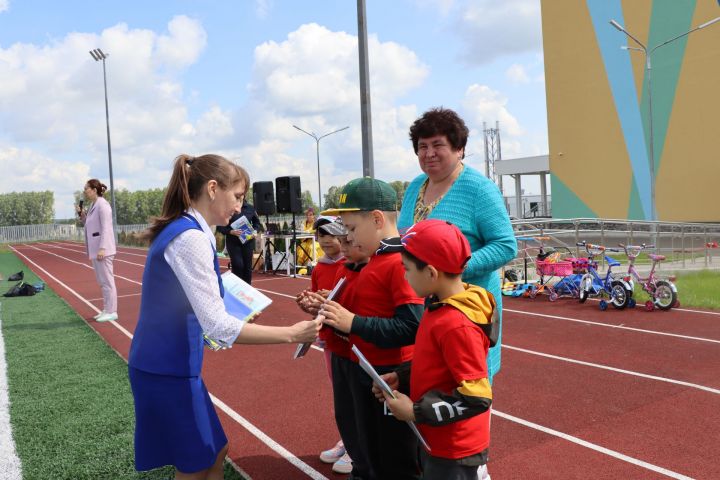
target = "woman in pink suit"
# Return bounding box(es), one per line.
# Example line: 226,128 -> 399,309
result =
77,179 -> 118,322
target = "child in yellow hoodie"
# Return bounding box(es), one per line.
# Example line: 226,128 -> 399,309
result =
373,219 -> 497,480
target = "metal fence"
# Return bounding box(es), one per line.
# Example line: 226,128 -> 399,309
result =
510,218 -> 720,271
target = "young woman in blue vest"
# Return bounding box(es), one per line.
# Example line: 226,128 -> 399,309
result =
128,154 -> 321,480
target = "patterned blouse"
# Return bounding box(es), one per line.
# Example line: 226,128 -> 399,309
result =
413,165 -> 464,223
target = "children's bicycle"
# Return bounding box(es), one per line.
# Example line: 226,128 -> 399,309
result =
576,241 -> 633,310
618,243 -> 679,311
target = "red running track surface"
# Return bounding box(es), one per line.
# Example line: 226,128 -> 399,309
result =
10,241 -> 720,480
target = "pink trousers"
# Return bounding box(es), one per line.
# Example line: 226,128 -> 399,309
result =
92,256 -> 117,314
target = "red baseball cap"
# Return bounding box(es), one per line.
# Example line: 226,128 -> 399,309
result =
400,219 -> 471,274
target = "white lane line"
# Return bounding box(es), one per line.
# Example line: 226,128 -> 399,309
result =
503,344 -> 720,395
87,293 -> 142,302
491,410 -> 693,480
9,247 -> 134,339
52,241 -> 149,258
36,243 -> 145,267
18,244 -> 142,286
505,308 -> 720,344
256,289 -> 296,299
0,305 -> 23,480
210,395 -> 327,479
9,246 -> 328,480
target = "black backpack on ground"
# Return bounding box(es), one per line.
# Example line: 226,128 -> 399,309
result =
3,281 -> 37,297
7,271 -> 24,281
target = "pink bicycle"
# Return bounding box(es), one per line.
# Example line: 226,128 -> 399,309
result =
618,244 -> 679,311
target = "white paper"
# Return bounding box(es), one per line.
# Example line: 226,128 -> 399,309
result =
351,344 -> 431,451
294,277 -> 346,359
221,271 -> 272,319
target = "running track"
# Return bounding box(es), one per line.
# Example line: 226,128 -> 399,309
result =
9,241 -> 720,480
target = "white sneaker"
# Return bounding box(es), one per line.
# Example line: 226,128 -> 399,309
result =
93,311 -> 105,320
96,312 -> 118,322
332,453 -> 352,474
319,440 -> 345,463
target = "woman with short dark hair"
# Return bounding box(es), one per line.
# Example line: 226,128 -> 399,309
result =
400,107 -> 517,382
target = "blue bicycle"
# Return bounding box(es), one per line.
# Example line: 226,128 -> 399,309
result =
575,242 -> 633,310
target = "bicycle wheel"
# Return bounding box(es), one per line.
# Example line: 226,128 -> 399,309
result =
610,281 -> 630,309
578,274 -> 592,303
654,280 -> 677,310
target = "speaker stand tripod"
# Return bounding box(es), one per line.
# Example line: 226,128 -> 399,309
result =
253,214 -> 275,273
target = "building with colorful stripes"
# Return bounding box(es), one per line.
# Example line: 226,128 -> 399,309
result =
542,0 -> 720,222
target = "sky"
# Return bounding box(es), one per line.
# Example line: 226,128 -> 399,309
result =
0,0 -> 548,219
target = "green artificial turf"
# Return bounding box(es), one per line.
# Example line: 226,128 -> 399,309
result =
631,269 -> 720,310
0,251 -> 245,479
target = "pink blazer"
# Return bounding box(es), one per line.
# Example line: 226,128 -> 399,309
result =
83,196 -> 116,259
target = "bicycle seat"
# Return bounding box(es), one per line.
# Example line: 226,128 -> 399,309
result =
648,254 -> 666,262
604,256 -> 621,267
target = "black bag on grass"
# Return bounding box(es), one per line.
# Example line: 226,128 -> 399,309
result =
8,270 -> 24,281
3,281 -> 37,297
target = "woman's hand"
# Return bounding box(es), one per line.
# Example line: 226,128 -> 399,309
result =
97,248 -> 105,260
382,390 -> 415,421
320,300 -> 354,333
230,229 -> 242,237
372,372 -> 399,402
289,317 -> 322,343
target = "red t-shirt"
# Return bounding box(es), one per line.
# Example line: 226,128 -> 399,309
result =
321,262 -> 365,358
311,260 -> 345,291
410,305 -> 491,459
349,252 -> 424,366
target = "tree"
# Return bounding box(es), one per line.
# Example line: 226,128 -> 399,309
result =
301,190 -> 317,212
0,191 -> 54,226
323,185 -> 344,210
389,180 -> 410,209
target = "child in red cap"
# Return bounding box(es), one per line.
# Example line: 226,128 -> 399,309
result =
373,218 -> 497,480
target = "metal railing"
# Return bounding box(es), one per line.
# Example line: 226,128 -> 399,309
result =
510,218 -> 720,271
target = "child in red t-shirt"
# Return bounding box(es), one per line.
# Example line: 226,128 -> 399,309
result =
295,216 -> 351,473
373,219 -> 497,480
321,178 -> 425,480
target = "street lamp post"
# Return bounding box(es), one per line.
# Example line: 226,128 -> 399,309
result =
610,16 -> 720,221
293,125 -> 349,209
89,48 -> 118,235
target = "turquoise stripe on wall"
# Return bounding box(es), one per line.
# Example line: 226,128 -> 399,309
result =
550,175 -> 598,219
641,0 -> 695,176
587,0 -> 653,220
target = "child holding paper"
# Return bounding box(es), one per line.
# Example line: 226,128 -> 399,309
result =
373,219 -> 496,480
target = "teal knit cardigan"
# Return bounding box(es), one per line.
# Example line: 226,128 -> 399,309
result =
398,165 -> 517,381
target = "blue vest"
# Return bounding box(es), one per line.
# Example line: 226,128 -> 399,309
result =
129,214 -> 224,377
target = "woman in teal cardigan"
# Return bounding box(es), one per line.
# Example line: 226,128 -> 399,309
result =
398,107 -> 517,382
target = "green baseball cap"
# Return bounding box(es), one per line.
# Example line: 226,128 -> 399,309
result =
321,177 -> 398,215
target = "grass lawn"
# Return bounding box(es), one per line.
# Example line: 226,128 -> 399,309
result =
631,269 -> 720,310
0,251 -> 245,479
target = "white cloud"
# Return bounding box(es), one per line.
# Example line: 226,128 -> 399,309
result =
0,16 -> 230,218
0,0 -> 8,13
235,23 -> 429,201
462,84 -> 524,137
156,16 -> 207,69
506,63 -> 530,84
455,0 -> 542,65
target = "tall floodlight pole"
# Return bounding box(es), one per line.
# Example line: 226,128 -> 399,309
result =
293,125 -> 349,208
610,16 -> 720,221
89,48 -> 118,235
357,0 -> 374,178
